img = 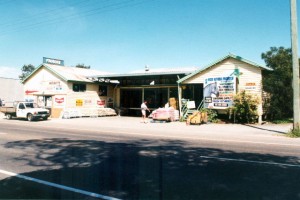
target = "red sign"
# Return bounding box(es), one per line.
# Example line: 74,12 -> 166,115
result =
25,90 -> 38,95
55,97 -> 64,104
97,100 -> 105,106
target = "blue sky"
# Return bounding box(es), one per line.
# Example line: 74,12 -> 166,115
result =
0,0 -> 295,78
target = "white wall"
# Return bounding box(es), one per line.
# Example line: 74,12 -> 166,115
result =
24,67 -> 68,96
183,58 -> 262,95
182,58 -> 264,120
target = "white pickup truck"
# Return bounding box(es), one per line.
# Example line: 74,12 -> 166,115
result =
0,101 -> 50,121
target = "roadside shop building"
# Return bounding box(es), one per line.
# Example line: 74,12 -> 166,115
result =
177,54 -> 272,123
22,58 -> 116,118
22,54 -> 271,121
89,54 -> 271,122
89,67 -> 198,116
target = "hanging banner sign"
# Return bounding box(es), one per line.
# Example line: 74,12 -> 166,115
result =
203,75 -> 236,109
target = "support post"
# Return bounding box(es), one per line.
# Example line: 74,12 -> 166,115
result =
291,0 -> 300,129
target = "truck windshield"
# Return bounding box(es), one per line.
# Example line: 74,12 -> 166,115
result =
24,103 -> 39,108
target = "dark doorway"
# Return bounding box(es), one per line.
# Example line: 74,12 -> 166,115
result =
120,89 -> 142,116
182,84 -> 203,108
144,88 -> 168,109
193,84 -> 203,108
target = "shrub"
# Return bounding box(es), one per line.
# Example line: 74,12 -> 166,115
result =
200,108 -> 218,123
229,91 -> 260,124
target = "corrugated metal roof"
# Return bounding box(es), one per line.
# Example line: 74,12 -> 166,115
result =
90,67 -> 198,78
177,53 -> 272,83
22,64 -> 111,83
45,64 -> 112,82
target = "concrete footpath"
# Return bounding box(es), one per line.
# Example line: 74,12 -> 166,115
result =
0,112 -> 298,144
42,115 -> 293,134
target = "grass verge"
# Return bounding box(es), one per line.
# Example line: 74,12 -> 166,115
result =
286,128 -> 300,138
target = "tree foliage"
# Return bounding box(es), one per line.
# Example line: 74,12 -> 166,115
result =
75,64 -> 90,69
261,47 -> 293,120
19,64 -> 35,81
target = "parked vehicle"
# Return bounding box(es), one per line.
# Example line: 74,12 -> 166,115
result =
0,101 -> 50,121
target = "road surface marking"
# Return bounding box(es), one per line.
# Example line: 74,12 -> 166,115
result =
200,156 -> 300,168
0,169 -> 121,200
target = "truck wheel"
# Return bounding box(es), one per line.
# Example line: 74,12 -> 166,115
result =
6,114 -> 12,120
27,113 -> 34,121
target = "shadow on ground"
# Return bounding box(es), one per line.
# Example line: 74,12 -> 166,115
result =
1,138 -> 300,200
243,124 -> 290,134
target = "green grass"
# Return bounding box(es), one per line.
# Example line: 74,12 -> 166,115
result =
286,128 -> 300,138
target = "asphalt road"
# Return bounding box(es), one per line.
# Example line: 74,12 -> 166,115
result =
0,116 -> 300,200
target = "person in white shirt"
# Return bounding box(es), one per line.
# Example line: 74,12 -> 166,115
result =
141,100 -> 150,123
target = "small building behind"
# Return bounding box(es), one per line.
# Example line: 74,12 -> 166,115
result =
177,53 -> 272,123
0,77 -> 24,103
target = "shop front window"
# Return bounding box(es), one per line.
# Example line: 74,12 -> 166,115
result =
99,85 -> 107,96
73,84 -> 86,92
120,89 -> 142,108
144,88 -> 168,109
169,88 -> 178,99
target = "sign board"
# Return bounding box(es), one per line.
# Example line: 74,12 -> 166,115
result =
41,81 -> 64,93
84,99 -> 93,105
204,97 -> 212,103
53,96 -> 65,108
186,101 -> 196,109
97,100 -> 106,107
245,82 -> 257,91
203,74 -> 236,109
43,57 -> 64,66
76,99 -> 83,107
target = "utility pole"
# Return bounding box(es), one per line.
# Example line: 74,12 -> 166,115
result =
291,0 -> 300,129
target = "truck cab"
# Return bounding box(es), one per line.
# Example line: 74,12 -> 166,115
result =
1,101 -> 50,121
17,102 -> 50,121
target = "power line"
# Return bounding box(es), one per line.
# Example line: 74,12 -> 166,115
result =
0,0 -> 93,27
0,0 -> 153,36
0,0 -> 140,35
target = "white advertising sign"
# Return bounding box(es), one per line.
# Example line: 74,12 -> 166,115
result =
204,75 -> 236,109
